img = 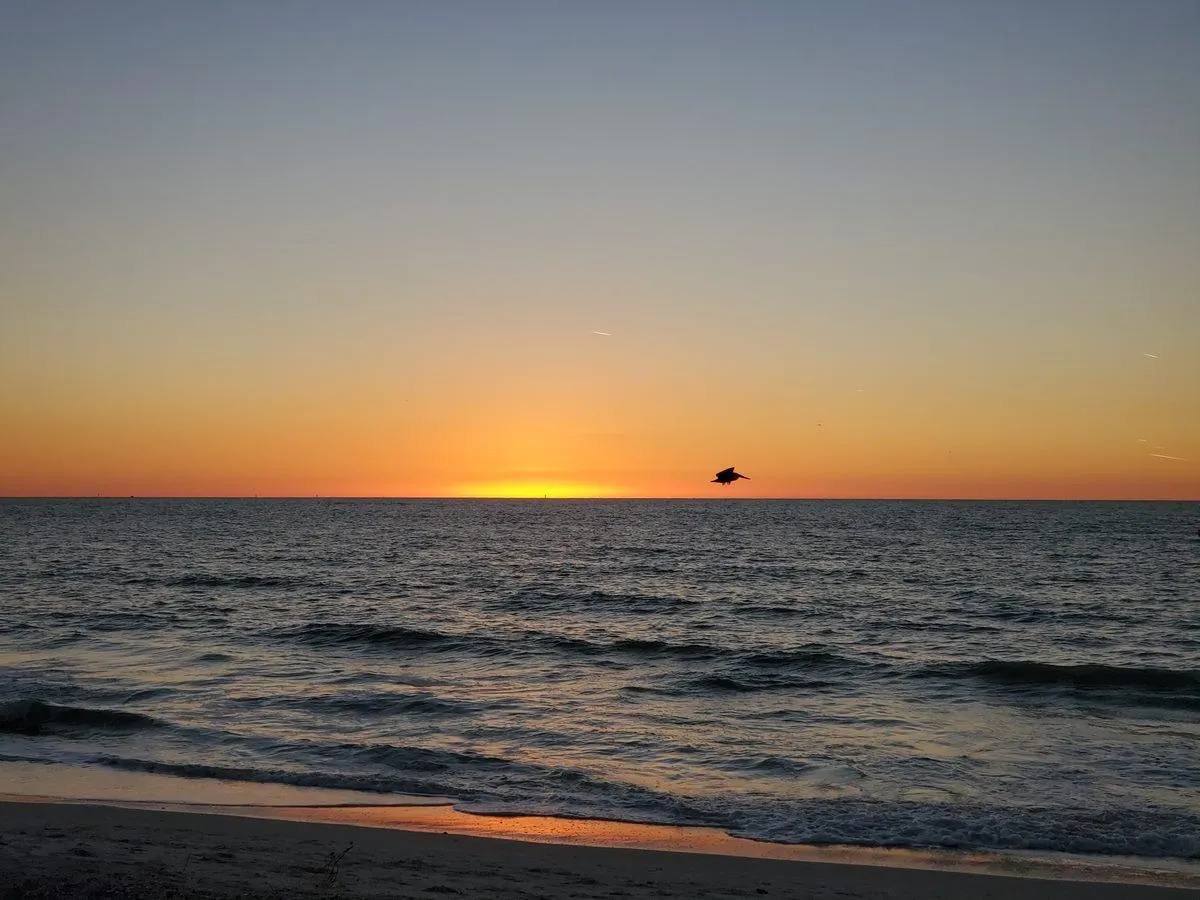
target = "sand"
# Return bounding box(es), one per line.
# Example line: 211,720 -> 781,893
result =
1,799 -> 1198,899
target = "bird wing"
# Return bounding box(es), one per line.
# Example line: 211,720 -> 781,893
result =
715,467 -> 735,478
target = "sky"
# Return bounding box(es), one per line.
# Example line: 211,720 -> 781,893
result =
2,1 -> 1198,499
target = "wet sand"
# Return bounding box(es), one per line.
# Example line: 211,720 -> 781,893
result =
2,798 -> 1197,899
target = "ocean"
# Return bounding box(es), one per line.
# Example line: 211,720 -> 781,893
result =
1,498 -> 1198,862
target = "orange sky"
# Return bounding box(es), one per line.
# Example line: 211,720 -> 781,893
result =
2,4 -> 1198,499
4,331 -> 1196,498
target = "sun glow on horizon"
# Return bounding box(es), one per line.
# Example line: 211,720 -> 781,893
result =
454,480 -> 629,499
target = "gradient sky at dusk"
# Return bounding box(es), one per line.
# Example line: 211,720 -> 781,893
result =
2,1 -> 1198,498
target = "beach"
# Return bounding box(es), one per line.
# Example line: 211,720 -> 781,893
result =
3,798 -> 1198,899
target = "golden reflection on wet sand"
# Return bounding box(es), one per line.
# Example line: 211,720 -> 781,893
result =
7,793 -> 1194,888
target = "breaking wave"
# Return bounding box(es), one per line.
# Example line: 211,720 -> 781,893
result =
0,699 -> 165,736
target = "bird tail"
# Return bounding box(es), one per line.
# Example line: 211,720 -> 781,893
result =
740,474 -> 750,479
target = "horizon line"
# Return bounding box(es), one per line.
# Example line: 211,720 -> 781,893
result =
2,495 -> 1198,503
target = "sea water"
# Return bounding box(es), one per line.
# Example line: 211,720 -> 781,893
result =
1,499 -> 1197,860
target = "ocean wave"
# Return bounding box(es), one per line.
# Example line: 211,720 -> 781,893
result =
232,690 -> 496,719
683,674 -> 836,693
620,648 -> 854,695
733,798 -> 1200,859
91,755 -> 443,798
0,699 -> 164,736
285,621 -> 723,660
195,652 -> 234,663
500,588 -> 701,613
919,660 -> 1199,691
284,622 -> 868,684
38,631 -> 85,648
174,573 -> 302,588
557,637 -> 718,659
741,648 -> 860,670
288,623 -> 453,649
674,646 -> 865,692
88,745 -> 720,827
348,742 -> 520,774
124,573 -> 303,589
734,604 -> 804,617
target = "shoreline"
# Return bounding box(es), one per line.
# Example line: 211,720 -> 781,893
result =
4,790 -> 1199,893
2,761 -> 1198,887
3,798 -> 1199,900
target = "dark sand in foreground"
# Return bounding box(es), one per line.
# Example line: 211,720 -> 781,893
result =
2,800 -> 1198,899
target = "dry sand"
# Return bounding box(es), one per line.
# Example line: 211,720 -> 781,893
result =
2,799 -> 1198,899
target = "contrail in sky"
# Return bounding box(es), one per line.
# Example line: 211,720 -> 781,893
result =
592,331 -> 612,336
1143,353 -> 1159,358
1149,453 -> 1190,461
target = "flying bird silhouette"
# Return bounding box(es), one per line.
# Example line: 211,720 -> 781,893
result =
712,467 -> 749,486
